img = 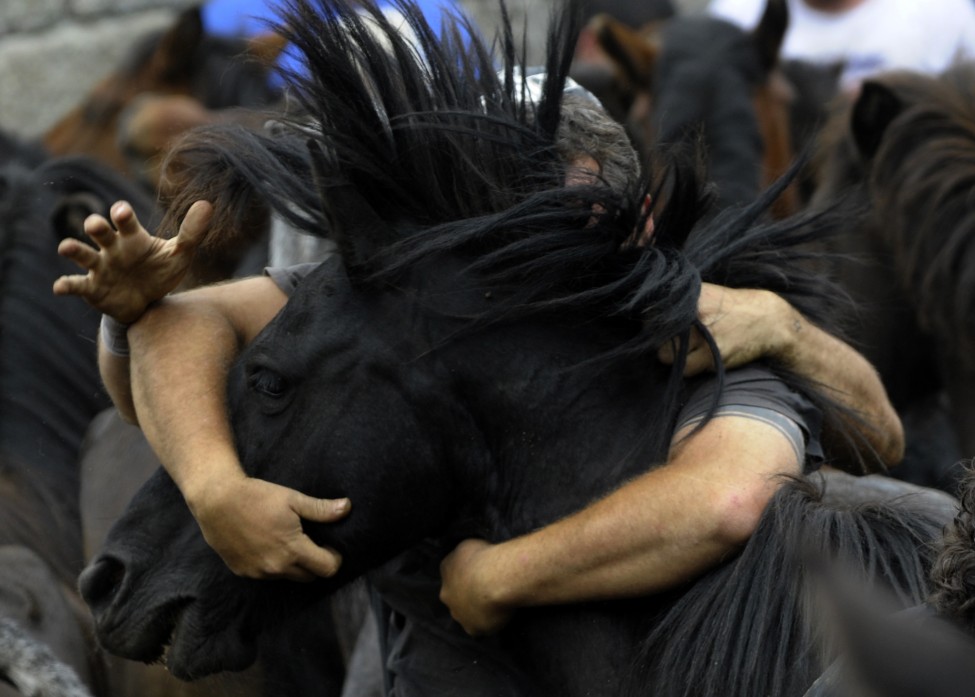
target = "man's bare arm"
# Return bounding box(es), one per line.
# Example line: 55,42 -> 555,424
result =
439,415 -> 799,636
54,200 -> 211,422
54,200 -> 350,582
660,283 -> 903,468
126,280 -> 349,582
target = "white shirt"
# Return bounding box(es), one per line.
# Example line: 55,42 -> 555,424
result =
708,0 -> 975,89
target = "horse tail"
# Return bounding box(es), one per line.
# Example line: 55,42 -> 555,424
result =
622,475 -> 948,697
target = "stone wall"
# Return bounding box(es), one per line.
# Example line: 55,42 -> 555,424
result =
0,0 -> 197,139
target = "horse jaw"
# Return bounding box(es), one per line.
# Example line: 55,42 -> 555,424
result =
81,554 -> 257,681
79,470 -> 261,680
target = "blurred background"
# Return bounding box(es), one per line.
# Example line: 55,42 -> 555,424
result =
0,0 -> 707,139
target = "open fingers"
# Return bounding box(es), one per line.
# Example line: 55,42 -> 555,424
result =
683,345 -> 715,376
110,200 -> 144,237
174,200 -> 213,251
56,237 -> 100,271
51,273 -> 91,297
83,213 -> 117,250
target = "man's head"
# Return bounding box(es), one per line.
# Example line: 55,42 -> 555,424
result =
556,92 -> 640,194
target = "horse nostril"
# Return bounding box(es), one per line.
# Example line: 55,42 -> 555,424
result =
78,556 -> 126,609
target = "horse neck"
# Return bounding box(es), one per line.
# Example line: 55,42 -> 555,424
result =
0,179 -> 109,471
439,320 -> 678,541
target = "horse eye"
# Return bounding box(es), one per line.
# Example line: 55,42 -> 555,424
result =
248,367 -> 289,399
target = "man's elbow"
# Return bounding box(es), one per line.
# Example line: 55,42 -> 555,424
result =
713,479 -> 786,547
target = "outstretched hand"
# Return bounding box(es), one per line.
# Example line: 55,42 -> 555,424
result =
190,474 -> 351,582
52,200 -> 212,324
658,283 -> 794,376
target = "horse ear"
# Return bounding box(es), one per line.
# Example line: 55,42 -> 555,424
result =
50,192 -> 105,239
750,0 -> 788,74
591,14 -> 660,92
306,140 -> 384,279
149,6 -> 205,84
248,33 -> 289,70
850,81 -> 904,159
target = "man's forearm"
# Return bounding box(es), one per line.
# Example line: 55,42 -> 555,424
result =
674,284 -> 903,469
501,418 -> 792,601
127,295 -> 247,502
441,416 -> 799,634
98,344 -> 137,423
771,298 -> 904,468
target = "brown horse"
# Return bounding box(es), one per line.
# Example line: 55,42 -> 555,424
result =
42,5 -> 284,186
571,0 -> 833,219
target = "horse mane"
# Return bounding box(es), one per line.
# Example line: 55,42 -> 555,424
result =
162,0 -> 866,465
167,0 -> 840,317
623,475 -> 944,697
866,63 -> 975,366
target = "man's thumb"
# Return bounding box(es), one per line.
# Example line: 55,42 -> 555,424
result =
294,495 -> 352,523
175,200 -> 213,250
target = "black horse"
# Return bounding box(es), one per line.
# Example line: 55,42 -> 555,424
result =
80,1 -> 952,695
0,150 -> 160,694
572,0 -> 804,218
811,62 -> 975,493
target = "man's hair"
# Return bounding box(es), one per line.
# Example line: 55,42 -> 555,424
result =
555,93 -> 640,195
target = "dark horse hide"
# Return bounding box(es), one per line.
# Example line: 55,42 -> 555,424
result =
77,408 -> 348,697
571,0 -> 803,217
0,151 -> 159,694
81,1 -> 951,695
811,62 -> 975,493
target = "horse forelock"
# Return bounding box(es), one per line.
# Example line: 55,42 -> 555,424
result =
267,0 -> 731,359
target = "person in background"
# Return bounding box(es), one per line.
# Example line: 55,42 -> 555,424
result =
708,0 -> 975,91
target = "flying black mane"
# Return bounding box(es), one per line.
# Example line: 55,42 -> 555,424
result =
168,1 -> 840,328
163,0 -> 863,457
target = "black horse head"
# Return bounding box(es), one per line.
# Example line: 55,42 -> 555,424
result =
81,0 -> 858,689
